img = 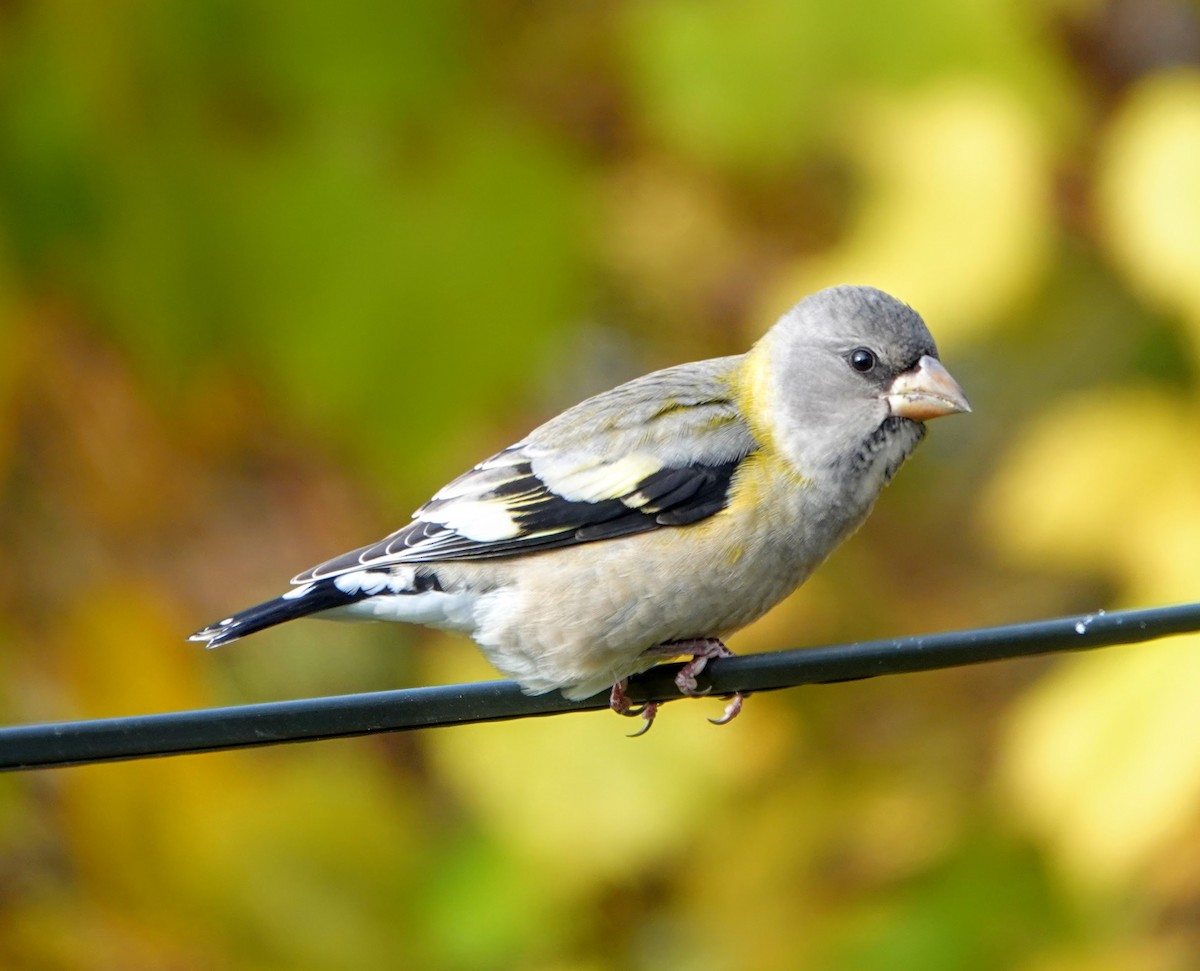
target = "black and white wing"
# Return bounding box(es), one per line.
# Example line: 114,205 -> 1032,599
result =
294,358 -> 758,583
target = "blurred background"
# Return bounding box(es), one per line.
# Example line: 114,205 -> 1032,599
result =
2,0 -> 1199,968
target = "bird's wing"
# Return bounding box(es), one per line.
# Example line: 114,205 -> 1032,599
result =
293,357 -> 758,581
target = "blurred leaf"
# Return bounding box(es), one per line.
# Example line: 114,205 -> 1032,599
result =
766,80 -> 1054,346
820,834 -> 1069,971
981,388 -> 1200,592
621,0 -> 1073,172
1097,70 -> 1200,354
621,0 -> 830,169
422,645 -> 751,889
216,114 -> 586,487
419,825 -> 569,971
1000,638 -> 1200,889
984,386 -> 1200,887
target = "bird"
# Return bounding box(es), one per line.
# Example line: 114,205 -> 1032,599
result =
190,285 -> 970,732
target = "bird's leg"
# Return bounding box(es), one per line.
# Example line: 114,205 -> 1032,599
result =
644,637 -> 748,725
609,679 -> 658,736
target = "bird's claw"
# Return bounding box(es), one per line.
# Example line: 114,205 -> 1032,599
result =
610,680 -> 659,735
708,691 -> 745,726
626,703 -> 659,737
673,640 -> 746,725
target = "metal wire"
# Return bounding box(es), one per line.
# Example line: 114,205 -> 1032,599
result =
3,601 -> 1198,771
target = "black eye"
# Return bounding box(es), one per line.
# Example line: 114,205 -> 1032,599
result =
849,348 -> 877,373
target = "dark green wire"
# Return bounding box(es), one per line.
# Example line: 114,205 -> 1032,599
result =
3,601 -> 1197,771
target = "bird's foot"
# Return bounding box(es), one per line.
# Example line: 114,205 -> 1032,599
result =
649,637 -> 748,725
609,679 -> 658,736
663,637 -> 732,694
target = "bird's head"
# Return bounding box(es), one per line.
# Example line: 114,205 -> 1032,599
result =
747,285 -> 971,478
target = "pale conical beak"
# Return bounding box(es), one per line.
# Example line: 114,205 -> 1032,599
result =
885,355 -> 971,421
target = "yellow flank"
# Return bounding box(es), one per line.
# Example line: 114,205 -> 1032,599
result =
674,447 -> 808,559
729,342 -> 780,453
728,449 -> 803,510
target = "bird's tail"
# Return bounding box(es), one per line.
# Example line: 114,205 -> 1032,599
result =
188,581 -> 356,649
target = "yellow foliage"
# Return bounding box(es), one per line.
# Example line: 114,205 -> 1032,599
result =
985,388 -> 1200,888
1098,70 -> 1200,355
1000,639 -> 1200,888
769,79 -> 1053,345
981,388 -> 1200,585
421,644 -> 763,891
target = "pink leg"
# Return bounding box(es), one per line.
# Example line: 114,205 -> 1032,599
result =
642,638 -> 748,726
609,679 -> 659,736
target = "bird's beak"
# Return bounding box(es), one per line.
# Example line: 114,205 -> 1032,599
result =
884,355 -> 971,421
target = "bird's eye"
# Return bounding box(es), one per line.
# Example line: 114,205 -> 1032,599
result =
849,348 -> 877,373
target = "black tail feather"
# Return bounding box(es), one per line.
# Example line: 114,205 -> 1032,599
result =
188,581 -> 362,648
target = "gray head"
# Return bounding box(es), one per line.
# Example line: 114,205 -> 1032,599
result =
751,285 -> 970,481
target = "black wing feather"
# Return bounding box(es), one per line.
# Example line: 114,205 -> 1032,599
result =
294,455 -> 748,580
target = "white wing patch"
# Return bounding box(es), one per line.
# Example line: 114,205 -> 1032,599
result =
421,498 -> 522,542
531,452 -> 663,503
333,571 -> 389,596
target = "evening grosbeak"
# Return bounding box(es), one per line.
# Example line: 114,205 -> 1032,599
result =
191,285 -> 970,731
